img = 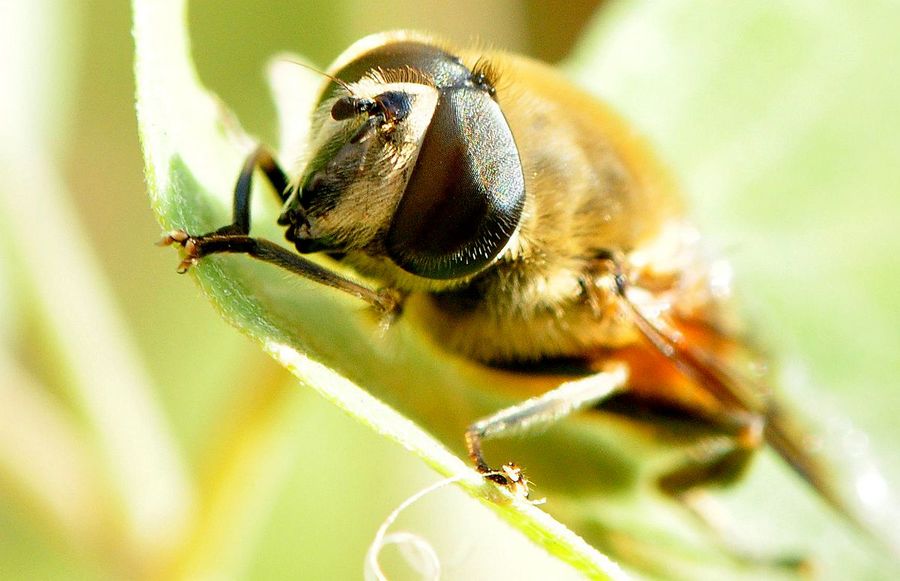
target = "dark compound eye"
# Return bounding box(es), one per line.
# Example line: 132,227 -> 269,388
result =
386,86 -> 525,280
319,43 -> 523,280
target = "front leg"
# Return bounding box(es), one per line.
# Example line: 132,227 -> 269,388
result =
159,144 -> 289,266
159,145 -> 400,316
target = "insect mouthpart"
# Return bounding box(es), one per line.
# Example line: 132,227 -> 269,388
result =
278,214 -> 329,255
286,230 -> 333,254
276,203 -> 308,229
277,203 -> 328,254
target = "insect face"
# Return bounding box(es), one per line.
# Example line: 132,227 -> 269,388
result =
278,80 -> 439,257
279,42 -> 526,286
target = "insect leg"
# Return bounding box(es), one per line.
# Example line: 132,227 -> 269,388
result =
660,436 -> 810,571
159,146 -> 399,314
466,364 -> 629,481
595,256 -> 815,569
223,145 -> 289,235
605,260 -> 857,521
167,233 -> 398,313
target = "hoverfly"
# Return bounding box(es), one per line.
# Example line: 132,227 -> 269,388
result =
160,31 -> 899,578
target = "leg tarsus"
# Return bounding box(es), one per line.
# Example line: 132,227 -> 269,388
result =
465,365 -> 629,494
481,462 -> 532,500
158,229 -> 202,273
157,229 -> 190,247
161,229 -> 398,316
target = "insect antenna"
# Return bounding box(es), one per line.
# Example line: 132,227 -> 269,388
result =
277,56 -> 356,95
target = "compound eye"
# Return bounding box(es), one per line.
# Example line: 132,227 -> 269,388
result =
386,88 -> 525,280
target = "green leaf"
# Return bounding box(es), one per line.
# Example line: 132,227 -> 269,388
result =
134,1 -> 625,579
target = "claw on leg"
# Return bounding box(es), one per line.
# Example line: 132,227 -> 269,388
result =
176,255 -> 199,274
158,229 -> 201,273
479,462 -> 535,501
157,229 -> 190,247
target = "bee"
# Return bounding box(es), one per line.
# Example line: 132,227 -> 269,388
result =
161,31 -> 897,576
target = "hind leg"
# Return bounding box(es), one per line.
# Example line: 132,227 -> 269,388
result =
658,426 -> 811,573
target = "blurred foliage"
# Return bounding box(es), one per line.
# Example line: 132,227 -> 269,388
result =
1,0 -> 899,579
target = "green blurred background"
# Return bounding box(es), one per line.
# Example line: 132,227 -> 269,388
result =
2,0 -> 899,579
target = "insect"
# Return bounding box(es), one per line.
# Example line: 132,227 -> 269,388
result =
161,31 -> 897,576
